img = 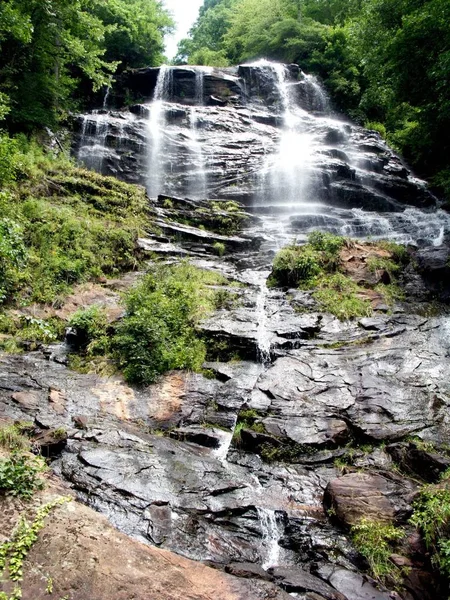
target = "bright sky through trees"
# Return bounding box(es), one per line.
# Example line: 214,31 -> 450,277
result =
164,0 -> 203,58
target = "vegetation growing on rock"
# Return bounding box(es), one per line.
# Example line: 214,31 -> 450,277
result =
351,518 -> 405,586
410,482 -> 450,578
0,138 -> 153,307
67,262 -> 231,385
269,232 -> 409,319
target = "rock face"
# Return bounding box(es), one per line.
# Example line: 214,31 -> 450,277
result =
74,63 -> 450,248
2,62 -> 450,600
0,485 -> 291,600
323,472 -> 417,527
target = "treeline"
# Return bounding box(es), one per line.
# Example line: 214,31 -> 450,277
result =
0,0 -> 173,131
177,0 -> 450,198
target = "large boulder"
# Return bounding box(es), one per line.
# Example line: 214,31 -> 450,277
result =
323,472 -> 417,527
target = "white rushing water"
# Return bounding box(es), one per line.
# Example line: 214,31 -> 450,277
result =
257,508 -> 282,570
187,68 -> 209,199
148,65 -> 173,197
250,61 -> 316,207
78,111 -> 111,173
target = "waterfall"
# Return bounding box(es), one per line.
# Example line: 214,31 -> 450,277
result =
74,61 -> 449,248
103,87 -> 110,109
77,111 -> 110,173
250,61 -> 315,208
187,69 -> 208,199
257,508 -> 282,570
303,73 -> 329,113
148,66 -> 173,198
213,414 -> 238,462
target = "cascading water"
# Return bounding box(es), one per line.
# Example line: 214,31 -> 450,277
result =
187,69 -> 208,199
257,508 -> 282,570
148,65 -> 173,198
75,60 -> 450,245
303,73 -> 330,113
77,112 -> 110,173
249,61 -> 316,208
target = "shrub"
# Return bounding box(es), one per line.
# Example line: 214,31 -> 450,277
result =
0,424 -> 31,452
351,518 -> 404,585
0,219 -> 28,303
69,305 -> 109,354
0,135 -> 21,185
313,273 -> 372,320
0,453 -> 46,499
308,231 -> 345,255
365,121 -> 387,138
112,262 -> 226,385
410,486 -> 450,577
213,241 -> 226,256
270,245 -> 322,287
269,232 -> 345,288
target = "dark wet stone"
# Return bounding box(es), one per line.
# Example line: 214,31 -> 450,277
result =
225,562 -> 272,581
386,442 -> 450,483
316,565 -> 394,600
415,245 -> 450,302
270,566 -> 347,599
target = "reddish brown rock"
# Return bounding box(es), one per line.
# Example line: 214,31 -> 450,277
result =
323,472 -> 417,527
11,391 -> 40,410
0,485 -> 292,600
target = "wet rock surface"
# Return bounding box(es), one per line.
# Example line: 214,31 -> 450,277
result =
0,483 -> 292,600
3,63 -> 450,599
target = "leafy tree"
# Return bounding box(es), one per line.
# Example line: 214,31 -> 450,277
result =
92,0 -> 173,70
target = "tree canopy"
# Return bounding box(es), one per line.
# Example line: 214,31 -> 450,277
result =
0,0 -> 173,129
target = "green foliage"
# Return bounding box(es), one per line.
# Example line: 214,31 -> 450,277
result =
232,409 -> 265,446
0,453 -> 46,499
269,232 -> 344,288
69,305 -> 109,354
410,485 -> 450,577
366,256 -> 400,279
377,240 -> 410,265
92,0 -> 173,70
0,496 -> 70,599
0,218 -> 27,303
213,241 -> 226,256
308,230 -> 345,255
351,518 -> 405,585
0,424 -> 31,452
0,135 -> 22,185
365,121 -> 387,138
270,233 -> 407,319
313,273 -> 372,320
0,141 -> 152,305
0,0 -> 173,129
270,245 -> 322,287
112,262 -> 227,385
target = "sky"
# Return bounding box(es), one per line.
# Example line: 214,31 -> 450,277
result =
163,0 -> 204,60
